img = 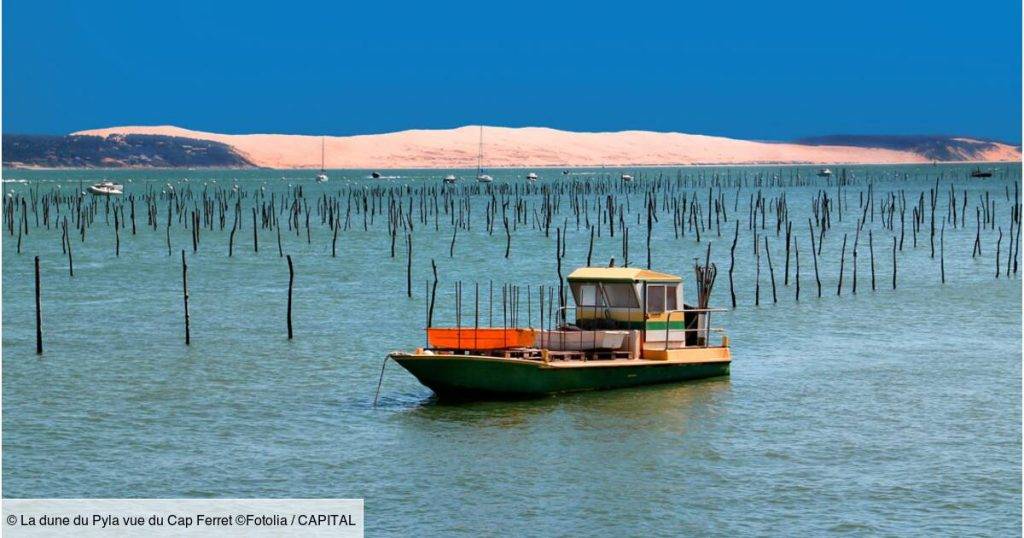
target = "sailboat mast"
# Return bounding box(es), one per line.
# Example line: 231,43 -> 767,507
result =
477,125 -> 483,175
321,137 -> 325,171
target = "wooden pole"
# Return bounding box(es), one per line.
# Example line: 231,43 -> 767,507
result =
181,250 -> 190,346
765,236 -> 777,303
277,220 -> 283,258
587,225 -> 594,267
996,226 -> 1003,278
426,259 -> 439,327
940,222 -> 946,283
729,221 -> 738,308
808,220 -> 821,297
34,256 -> 42,354
892,237 -> 897,290
64,219 -> 74,277
287,254 -> 294,339
252,207 -> 259,253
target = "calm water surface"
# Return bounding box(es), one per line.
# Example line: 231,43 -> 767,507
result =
2,165 -> 1020,535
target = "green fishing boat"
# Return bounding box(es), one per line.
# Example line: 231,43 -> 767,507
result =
389,265 -> 730,399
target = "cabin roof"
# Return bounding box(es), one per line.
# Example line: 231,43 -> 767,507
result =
567,267 -> 682,283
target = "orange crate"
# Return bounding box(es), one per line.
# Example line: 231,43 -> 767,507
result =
427,328 -> 536,350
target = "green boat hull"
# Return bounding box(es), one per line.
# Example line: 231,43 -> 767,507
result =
390,355 -> 730,399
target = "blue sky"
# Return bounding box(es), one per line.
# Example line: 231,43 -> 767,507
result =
4,0 -> 1021,141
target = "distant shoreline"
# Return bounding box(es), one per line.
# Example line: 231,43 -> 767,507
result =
3,160 -> 1020,171
5,162 -> 1020,171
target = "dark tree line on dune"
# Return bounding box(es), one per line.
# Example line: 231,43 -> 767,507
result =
792,134 -> 1019,162
2,134 -> 253,168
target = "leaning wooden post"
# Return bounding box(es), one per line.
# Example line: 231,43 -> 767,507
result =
808,219 -> 821,298
34,256 -> 42,354
181,250 -> 190,345
729,221 -> 738,308
765,236 -> 777,303
286,254 -> 294,339
64,219 -> 74,277
869,230 -> 876,291
427,259 -> 438,327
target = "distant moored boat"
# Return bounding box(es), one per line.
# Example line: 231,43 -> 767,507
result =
315,137 -> 328,182
816,168 -> 833,177
526,172 -> 538,181
475,126 -> 493,182
621,174 -> 633,182
88,181 -> 123,196
443,175 -> 457,184
371,171 -> 382,179
970,168 -> 993,178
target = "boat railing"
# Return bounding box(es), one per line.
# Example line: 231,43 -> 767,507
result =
553,305 -> 727,351
660,308 -> 727,349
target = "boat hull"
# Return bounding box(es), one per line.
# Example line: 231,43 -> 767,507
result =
389,353 -> 729,399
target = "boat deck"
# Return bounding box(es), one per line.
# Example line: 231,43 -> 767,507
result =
394,345 -> 730,367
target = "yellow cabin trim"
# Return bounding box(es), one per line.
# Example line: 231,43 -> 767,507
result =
567,267 -> 681,283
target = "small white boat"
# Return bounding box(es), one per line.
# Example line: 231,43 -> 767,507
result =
526,172 -> 538,181
476,174 -> 493,183
817,168 -> 833,177
535,330 -> 629,351
87,181 -> 123,196
621,174 -> 633,182
443,175 -> 457,184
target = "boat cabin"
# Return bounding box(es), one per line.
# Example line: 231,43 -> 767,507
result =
567,267 -> 707,349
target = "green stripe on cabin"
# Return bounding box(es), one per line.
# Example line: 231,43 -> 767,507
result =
645,320 -> 687,331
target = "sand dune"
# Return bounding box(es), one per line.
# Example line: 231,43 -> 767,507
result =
72,125 -> 1021,168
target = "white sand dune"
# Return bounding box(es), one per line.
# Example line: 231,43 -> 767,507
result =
72,125 -> 1021,168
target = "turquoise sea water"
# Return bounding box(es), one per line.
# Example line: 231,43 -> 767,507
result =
2,165 -> 1021,535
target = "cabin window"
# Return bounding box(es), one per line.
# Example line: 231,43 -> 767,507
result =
579,284 -> 598,307
571,283 -> 604,307
603,283 -> 640,308
646,285 -> 666,313
665,284 -> 678,310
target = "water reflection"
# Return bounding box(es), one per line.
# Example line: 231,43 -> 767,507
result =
398,377 -> 732,432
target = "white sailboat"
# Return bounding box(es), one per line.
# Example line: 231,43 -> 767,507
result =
316,137 -> 328,182
475,126 -> 493,183
526,172 -> 538,181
